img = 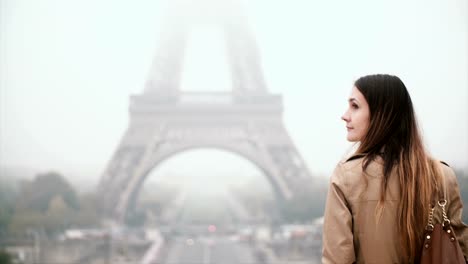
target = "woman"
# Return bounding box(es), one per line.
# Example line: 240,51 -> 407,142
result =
321,74 -> 468,263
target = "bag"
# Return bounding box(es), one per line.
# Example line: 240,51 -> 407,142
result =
420,195 -> 465,263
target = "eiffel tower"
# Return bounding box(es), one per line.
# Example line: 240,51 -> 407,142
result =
98,0 -> 313,223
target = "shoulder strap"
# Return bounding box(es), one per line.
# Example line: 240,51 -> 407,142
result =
430,161 -> 447,206
437,161 -> 451,226
345,153 -> 365,163
440,160 -> 450,167
438,160 -> 447,202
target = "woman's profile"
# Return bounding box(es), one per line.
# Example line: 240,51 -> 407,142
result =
321,74 -> 468,263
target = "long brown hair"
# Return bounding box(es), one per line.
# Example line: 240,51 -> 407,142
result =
354,74 -> 442,262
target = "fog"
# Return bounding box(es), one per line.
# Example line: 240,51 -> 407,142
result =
1,0 -> 467,188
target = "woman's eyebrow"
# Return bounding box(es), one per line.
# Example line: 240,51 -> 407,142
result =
348,98 -> 359,103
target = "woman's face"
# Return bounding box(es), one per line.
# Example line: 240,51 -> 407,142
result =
341,86 -> 370,142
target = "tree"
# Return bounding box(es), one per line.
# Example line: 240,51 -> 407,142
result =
9,171 -> 81,234
0,250 -> 13,264
0,178 -> 18,232
15,171 -> 79,213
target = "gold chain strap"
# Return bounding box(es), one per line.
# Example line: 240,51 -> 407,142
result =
426,199 -> 451,231
438,199 -> 451,227
426,204 -> 435,231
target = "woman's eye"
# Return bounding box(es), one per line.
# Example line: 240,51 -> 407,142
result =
351,104 -> 359,109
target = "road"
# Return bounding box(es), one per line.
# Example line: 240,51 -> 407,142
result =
162,236 -> 258,264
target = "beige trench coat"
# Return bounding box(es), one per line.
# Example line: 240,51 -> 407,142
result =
322,156 -> 468,263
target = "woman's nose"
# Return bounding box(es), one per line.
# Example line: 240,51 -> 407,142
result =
341,111 -> 350,122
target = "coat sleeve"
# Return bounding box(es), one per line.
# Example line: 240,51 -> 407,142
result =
322,163 -> 356,264
443,165 -> 468,260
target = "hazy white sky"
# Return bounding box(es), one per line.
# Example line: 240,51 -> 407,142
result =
1,0 -> 467,187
